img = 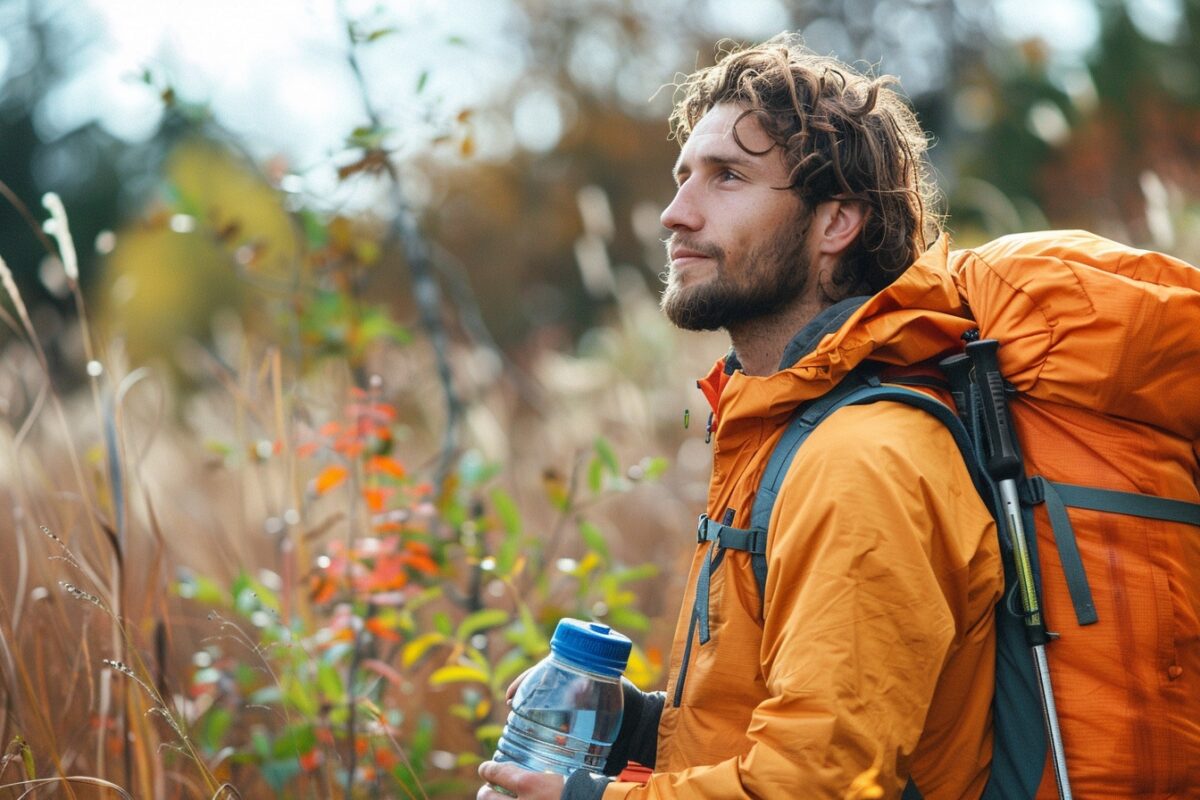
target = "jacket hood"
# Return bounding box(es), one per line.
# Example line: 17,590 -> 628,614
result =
698,235 -> 975,424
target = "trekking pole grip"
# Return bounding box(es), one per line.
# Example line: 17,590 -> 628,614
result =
966,339 -> 1021,481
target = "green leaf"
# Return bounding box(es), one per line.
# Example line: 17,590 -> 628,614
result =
491,650 -> 531,693
475,723 -> 503,743
430,665 -> 490,686
366,27 -> 397,42
231,572 -> 280,614
298,209 -> 328,248
505,604 -> 549,656
611,563 -> 660,585
281,677 -> 316,716
173,573 -> 226,606
641,456 -> 669,480
250,685 -> 284,706
358,309 -> 410,347
416,70 -> 430,93
456,608 -> 509,642
490,488 -> 522,538
272,724 -> 316,759
606,606 -> 650,633
198,708 -> 233,752
587,457 -> 604,494
594,437 -> 620,475
434,611 -> 453,637
411,714 -> 435,764
251,728 -> 271,759
495,535 -> 519,576
322,641 -> 354,665
317,661 -> 344,703
578,521 -> 609,560
261,758 -> 300,791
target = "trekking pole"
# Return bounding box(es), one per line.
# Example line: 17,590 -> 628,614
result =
965,339 -> 1074,800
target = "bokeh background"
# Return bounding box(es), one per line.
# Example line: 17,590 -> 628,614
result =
1,0 -> 1198,797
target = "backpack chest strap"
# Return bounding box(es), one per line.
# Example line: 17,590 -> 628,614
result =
694,515 -> 769,643
696,514 -> 768,552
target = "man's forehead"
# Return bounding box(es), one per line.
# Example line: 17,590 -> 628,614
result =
674,105 -> 777,171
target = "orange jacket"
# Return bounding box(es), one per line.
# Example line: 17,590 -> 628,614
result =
603,237 -> 1003,799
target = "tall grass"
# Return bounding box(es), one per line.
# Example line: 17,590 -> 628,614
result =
0,180 -> 713,797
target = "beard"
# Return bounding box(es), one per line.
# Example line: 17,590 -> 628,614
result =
660,221 -> 812,332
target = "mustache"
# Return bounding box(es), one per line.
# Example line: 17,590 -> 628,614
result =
665,235 -> 723,260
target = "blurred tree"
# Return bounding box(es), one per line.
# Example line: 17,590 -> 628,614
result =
0,0 -> 131,365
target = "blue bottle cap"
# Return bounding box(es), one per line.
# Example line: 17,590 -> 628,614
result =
550,618 -> 632,677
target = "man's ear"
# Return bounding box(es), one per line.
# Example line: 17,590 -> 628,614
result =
812,199 -> 867,259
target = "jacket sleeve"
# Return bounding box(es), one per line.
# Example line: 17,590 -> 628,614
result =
601,404 -> 993,799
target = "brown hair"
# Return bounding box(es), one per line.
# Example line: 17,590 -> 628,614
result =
670,34 -> 942,296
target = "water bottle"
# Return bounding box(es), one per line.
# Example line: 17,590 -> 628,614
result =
493,619 -> 631,781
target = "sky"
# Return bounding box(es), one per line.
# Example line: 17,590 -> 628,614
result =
16,0 -> 1190,174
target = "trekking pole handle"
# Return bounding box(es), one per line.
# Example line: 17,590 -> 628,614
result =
938,353 -> 972,424
965,339 -> 1022,481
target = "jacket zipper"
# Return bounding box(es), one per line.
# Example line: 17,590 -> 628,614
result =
673,608 -> 698,707
673,508 -> 735,708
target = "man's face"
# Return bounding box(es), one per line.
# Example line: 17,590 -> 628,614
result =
660,103 -> 813,331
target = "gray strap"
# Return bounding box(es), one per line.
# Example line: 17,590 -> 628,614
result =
1026,477 -> 1200,627
694,540 -> 717,645
694,515 -> 767,643
696,514 -> 766,552
1029,477 -> 1098,626
1050,481 -> 1200,525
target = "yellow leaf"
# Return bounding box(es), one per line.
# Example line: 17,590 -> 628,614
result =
474,697 -> 492,720
314,464 -> 348,494
430,665 -> 489,686
623,645 -> 662,690
577,551 -> 601,576
402,633 -> 448,668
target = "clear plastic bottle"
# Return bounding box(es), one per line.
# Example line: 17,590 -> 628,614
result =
494,619 -> 631,780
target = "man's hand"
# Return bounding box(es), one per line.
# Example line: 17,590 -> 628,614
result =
477,761 -> 565,800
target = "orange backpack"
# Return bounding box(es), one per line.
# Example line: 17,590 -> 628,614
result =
951,230 -> 1200,798
690,230 -> 1199,797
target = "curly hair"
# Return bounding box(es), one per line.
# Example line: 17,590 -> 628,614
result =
670,34 -> 942,296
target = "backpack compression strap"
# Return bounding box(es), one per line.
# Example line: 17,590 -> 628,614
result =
1020,476 -> 1200,627
692,374 -> 990,644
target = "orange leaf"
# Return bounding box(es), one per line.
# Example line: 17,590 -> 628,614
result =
299,749 -> 322,772
366,455 -> 406,479
362,487 -> 393,513
366,617 -> 400,641
314,465 -> 349,494
374,748 -> 398,770
295,441 -> 321,458
319,421 -> 341,437
405,553 -> 439,576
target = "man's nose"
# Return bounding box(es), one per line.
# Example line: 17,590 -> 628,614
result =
661,184 -> 701,232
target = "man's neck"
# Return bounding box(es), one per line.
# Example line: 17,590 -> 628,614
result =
726,296 -> 831,377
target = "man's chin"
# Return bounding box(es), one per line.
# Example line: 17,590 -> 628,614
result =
660,289 -> 727,332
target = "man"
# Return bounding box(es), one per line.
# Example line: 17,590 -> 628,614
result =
480,34 -> 1002,799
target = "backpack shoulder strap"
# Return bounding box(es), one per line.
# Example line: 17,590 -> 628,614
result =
693,373 -> 990,637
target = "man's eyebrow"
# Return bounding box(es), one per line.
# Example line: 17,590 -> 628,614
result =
673,152 -> 760,181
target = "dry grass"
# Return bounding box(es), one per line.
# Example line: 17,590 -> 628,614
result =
0,196 -> 719,798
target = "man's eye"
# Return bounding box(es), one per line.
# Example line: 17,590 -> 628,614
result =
717,170 -> 740,182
